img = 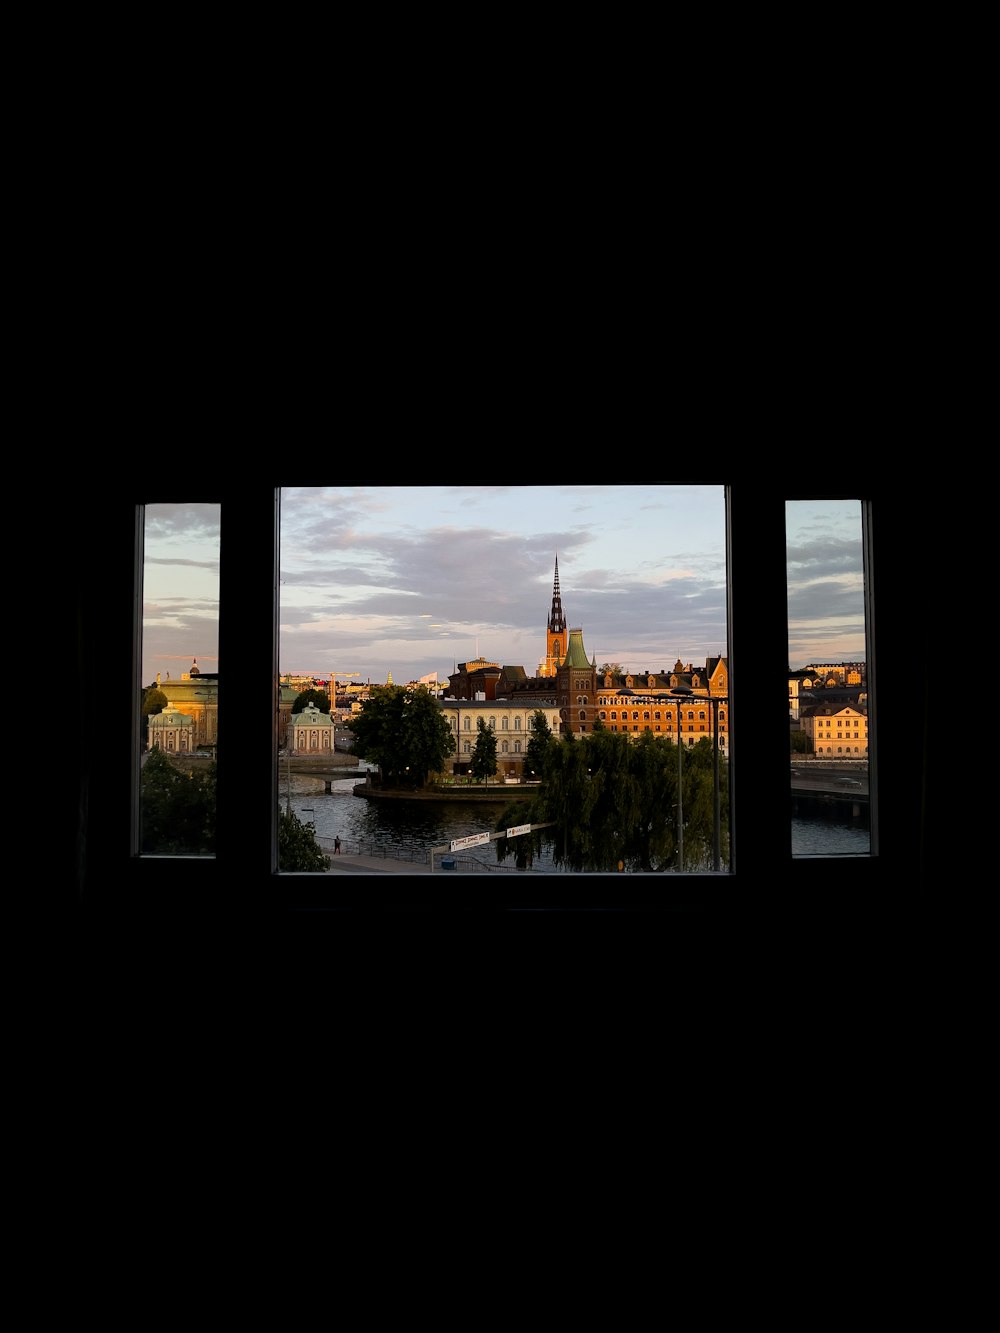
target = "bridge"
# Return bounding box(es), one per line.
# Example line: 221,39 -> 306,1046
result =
790,762 -> 868,811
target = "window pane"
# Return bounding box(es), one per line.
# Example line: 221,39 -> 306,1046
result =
278,485 -> 731,875
786,499 -> 871,857
140,503 -> 220,856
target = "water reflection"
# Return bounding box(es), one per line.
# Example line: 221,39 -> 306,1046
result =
282,776 -> 866,869
284,775 -> 558,871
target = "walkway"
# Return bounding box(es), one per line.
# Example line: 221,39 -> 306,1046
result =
325,851 -> 433,874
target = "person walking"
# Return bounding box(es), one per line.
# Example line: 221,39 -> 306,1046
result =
334,836 -> 341,854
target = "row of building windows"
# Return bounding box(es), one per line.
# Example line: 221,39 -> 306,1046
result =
452,715 -> 526,731
599,709 -> 726,723
460,739 -> 525,754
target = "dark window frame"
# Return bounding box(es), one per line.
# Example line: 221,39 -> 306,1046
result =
69,478 -> 932,913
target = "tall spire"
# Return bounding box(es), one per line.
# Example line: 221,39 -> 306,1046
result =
540,554 -> 567,677
548,554 -> 566,635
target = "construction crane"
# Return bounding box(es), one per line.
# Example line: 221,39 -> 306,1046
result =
331,673 -> 360,703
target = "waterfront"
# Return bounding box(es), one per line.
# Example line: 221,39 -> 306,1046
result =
283,773 -> 870,870
285,773 -> 555,871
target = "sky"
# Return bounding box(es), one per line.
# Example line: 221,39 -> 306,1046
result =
141,488 -> 867,687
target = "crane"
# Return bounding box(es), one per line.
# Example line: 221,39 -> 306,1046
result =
331,673 -> 360,704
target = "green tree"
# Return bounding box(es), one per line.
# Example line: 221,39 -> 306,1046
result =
599,662 -> 622,675
278,807 -> 331,871
141,686 -> 169,749
470,716 -> 499,787
790,729 -> 811,754
292,688 -> 330,714
140,748 -> 217,855
494,731 -> 729,872
525,709 -> 556,781
347,685 -> 455,787
142,686 -> 168,717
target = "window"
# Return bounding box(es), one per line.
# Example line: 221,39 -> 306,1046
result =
68,479 -> 932,913
140,502 -> 220,858
786,499 -> 871,858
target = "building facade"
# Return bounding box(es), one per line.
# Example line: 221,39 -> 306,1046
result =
593,656 -> 730,752
147,705 -> 196,753
438,698 -> 562,780
800,700 -> 868,757
154,660 -> 218,752
288,702 -> 335,755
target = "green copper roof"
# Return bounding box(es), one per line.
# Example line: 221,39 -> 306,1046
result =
562,628 -> 592,669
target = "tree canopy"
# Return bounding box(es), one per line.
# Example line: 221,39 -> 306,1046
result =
141,688 -> 169,749
470,716 -> 498,786
140,749 -> 217,855
142,687 -> 168,717
493,730 -> 729,873
292,688 -> 330,714
346,685 -> 455,787
278,807 -> 331,871
524,709 -> 556,780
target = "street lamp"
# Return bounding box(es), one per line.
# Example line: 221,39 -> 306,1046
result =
669,686 -> 694,871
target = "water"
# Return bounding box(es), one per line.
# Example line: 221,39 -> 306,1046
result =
286,773 -> 559,871
791,817 -> 870,856
285,774 -> 868,868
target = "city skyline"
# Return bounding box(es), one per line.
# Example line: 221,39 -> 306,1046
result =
141,488 -> 867,687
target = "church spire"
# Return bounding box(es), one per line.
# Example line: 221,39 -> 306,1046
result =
548,554 -> 567,636
540,554 -> 567,677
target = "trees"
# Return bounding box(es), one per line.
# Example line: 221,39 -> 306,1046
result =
140,748 -> 217,855
470,716 -> 498,787
278,807 -> 331,871
142,687 -> 168,717
346,685 -> 455,787
292,688 -> 330,714
525,709 -> 556,780
140,748 -> 330,868
141,687 -> 168,749
494,731 -> 729,872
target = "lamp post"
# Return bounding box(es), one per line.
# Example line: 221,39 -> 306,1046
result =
669,686 -> 694,871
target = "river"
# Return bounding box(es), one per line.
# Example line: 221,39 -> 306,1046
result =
283,772 -> 870,868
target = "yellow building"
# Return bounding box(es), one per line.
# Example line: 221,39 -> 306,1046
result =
155,660 -> 218,752
801,701 -> 868,757
594,656 -> 730,754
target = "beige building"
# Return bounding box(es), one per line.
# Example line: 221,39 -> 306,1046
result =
288,702 -> 335,755
148,705 -> 196,753
439,698 -> 562,780
800,701 -> 868,757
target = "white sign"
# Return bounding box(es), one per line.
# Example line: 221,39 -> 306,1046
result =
506,824 -> 531,839
450,832 -> 490,851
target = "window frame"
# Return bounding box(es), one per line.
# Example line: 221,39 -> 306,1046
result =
73,478 -> 930,912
